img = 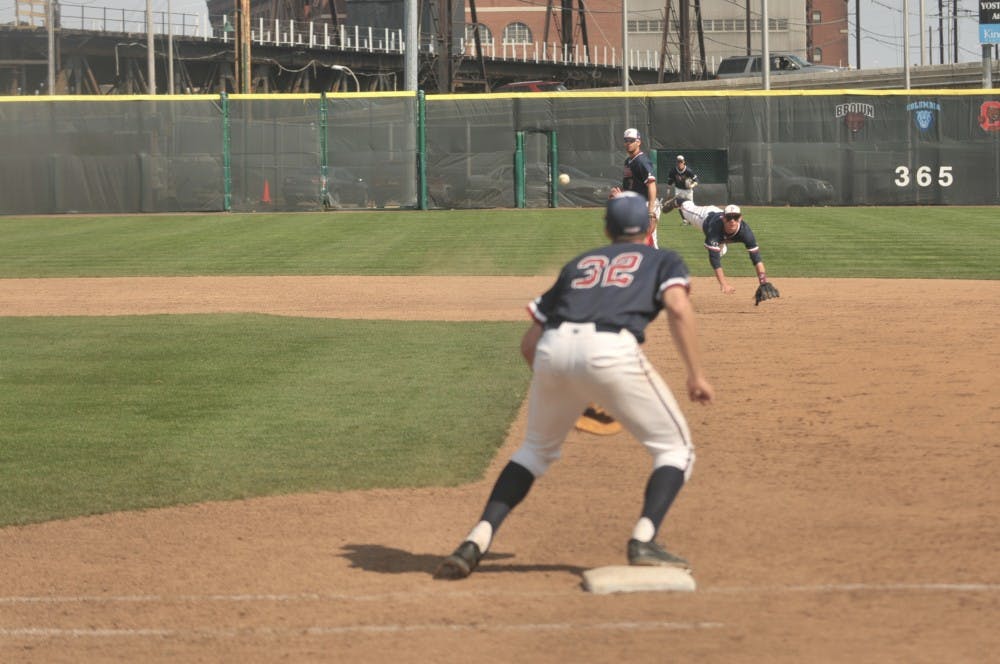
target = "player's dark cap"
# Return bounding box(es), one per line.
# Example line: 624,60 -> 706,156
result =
605,191 -> 650,237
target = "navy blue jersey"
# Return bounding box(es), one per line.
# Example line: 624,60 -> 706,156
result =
527,243 -> 690,344
622,152 -> 656,199
665,165 -> 699,191
702,212 -> 762,269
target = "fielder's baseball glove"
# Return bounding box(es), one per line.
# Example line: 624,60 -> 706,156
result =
684,177 -> 697,189
754,282 -> 780,306
575,404 -> 622,436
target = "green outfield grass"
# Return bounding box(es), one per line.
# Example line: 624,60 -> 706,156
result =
0,207 -> 996,526
1,206 -> 997,279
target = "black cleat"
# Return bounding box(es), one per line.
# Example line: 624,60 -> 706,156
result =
627,538 -> 691,571
434,541 -> 483,580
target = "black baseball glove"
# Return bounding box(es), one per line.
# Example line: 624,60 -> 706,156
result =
754,281 -> 780,306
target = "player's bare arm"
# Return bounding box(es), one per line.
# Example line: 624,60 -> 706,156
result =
754,261 -> 767,282
714,267 -> 736,294
662,286 -> 714,404
520,321 -> 543,366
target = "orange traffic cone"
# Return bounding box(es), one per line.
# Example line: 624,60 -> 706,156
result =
261,179 -> 272,205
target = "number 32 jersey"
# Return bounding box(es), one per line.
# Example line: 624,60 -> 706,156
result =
528,244 -> 691,344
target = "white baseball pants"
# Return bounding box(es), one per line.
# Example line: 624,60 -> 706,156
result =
510,322 -> 695,479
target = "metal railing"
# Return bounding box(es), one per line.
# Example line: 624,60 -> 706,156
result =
4,2 -> 204,37
2,1 -> 659,71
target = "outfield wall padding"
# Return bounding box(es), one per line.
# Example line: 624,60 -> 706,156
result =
0,91 -> 997,214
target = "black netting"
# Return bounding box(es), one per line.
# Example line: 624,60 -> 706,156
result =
1,92 -> 998,215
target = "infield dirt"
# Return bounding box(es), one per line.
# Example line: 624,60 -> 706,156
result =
1,276 -> 997,663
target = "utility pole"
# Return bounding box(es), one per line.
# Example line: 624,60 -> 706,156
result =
168,0 -> 174,93
46,0 -> 55,93
679,0 -> 689,81
146,0 -> 156,94
405,0 -> 417,90
855,0 -> 861,69
919,0 -> 925,65
762,0 -> 769,89
903,0 -> 910,89
938,0 -> 943,64
240,0 -> 250,93
951,0 -> 957,64
746,0 -> 751,55
622,0 -> 629,91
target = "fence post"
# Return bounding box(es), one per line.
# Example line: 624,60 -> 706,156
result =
514,131 -> 525,209
417,90 -> 427,210
320,92 -> 329,207
221,92 -> 232,211
549,130 -> 558,208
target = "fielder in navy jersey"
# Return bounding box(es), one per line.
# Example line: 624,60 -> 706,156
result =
434,191 -> 714,580
609,128 -> 660,248
677,200 -> 772,295
664,154 -> 699,209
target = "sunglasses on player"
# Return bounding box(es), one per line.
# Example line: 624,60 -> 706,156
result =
724,213 -> 741,221
623,138 -> 638,143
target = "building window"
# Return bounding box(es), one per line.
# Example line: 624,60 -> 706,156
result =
503,22 -> 532,45
812,48 -> 823,62
812,11 -> 822,23
465,23 -> 492,44
627,19 -> 664,34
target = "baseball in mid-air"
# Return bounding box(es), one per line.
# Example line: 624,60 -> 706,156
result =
558,173 -> 571,185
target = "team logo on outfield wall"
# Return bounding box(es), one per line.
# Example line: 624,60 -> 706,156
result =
835,102 -> 875,134
906,101 -> 940,131
979,101 -> 1000,132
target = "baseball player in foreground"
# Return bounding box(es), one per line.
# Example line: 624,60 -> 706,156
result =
670,200 -> 780,304
434,191 -> 715,580
609,128 -> 660,249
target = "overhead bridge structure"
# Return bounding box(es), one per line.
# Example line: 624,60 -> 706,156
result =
0,3 -> 679,95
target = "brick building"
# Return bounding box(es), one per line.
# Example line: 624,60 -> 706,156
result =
462,1 -> 850,73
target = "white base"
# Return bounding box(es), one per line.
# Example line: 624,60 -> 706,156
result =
582,565 -> 696,594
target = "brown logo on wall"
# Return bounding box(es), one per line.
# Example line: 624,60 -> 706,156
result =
836,102 -> 875,134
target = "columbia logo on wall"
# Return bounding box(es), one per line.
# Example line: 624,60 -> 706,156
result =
906,101 -> 940,131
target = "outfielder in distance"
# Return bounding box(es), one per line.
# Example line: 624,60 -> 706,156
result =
664,154 -> 699,220
434,191 -> 715,580
668,199 -> 780,304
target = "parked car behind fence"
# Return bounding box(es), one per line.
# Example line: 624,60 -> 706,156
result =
716,53 -> 845,79
729,163 -> 835,205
